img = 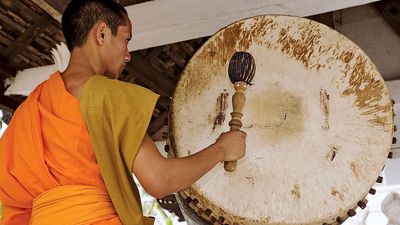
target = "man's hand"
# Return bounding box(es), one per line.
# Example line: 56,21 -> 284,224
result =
133,131 -> 247,198
212,131 -> 247,161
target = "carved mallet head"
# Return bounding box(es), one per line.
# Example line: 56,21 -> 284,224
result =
228,51 -> 256,85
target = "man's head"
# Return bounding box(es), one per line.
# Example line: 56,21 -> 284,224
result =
62,0 -> 127,51
62,0 -> 132,78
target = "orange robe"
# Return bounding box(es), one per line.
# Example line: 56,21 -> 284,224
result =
0,72 -> 121,224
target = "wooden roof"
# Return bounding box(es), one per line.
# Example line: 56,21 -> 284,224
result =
0,0 -> 208,136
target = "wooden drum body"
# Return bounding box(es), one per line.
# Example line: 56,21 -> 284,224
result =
168,15 -> 394,225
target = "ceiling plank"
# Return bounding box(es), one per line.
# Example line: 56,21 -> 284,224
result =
2,0 -> 41,23
126,0 -> 379,51
31,0 -> 62,22
0,11 -> 26,32
41,0 -> 70,14
1,13 -> 52,60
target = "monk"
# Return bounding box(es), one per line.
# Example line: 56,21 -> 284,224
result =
0,0 -> 246,224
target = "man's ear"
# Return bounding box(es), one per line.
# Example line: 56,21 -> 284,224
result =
96,22 -> 107,45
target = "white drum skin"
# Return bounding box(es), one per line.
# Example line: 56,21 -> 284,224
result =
169,15 -> 394,225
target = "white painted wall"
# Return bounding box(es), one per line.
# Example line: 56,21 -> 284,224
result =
127,0 -> 379,51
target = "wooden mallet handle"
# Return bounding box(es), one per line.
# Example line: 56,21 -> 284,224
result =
224,51 -> 255,172
224,81 -> 247,172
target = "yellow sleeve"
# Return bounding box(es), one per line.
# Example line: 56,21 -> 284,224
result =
80,75 -> 159,225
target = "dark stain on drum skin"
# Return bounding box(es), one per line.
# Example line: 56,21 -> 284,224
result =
277,21 -> 322,69
326,145 -> 337,161
339,51 -> 354,64
291,184 -> 301,199
242,18 -> 275,48
213,92 -> 229,130
245,176 -> 255,186
331,187 -> 344,201
211,22 -> 247,64
341,55 -> 391,126
180,17 -> 278,105
243,87 -> 304,144
179,22 -> 245,99
204,17 -> 277,69
320,89 -> 330,131
350,162 -> 360,179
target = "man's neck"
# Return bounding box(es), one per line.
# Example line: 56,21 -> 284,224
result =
61,47 -> 103,100
66,46 -> 104,77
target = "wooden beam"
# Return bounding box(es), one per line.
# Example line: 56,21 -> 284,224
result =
42,0 -> 70,14
6,0 -> 41,23
31,0 -> 63,22
2,13 -> 52,60
126,0 -> 379,51
0,11 -> 26,32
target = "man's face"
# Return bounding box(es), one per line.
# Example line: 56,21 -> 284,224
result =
102,17 -> 132,79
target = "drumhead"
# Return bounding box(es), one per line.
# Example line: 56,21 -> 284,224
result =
169,15 -> 393,224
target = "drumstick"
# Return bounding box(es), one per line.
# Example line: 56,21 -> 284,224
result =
224,51 -> 256,172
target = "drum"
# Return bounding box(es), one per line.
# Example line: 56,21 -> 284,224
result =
168,15 -> 394,225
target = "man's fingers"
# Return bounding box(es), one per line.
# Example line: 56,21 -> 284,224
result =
235,130 -> 247,138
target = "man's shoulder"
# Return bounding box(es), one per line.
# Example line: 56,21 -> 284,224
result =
81,75 -> 159,112
86,75 -> 151,94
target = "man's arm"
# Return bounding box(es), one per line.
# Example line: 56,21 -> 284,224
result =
132,131 -> 246,198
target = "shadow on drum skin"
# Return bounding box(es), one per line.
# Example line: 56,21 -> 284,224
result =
242,85 -> 305,145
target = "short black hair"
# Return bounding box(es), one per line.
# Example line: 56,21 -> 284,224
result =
62,0 -> 128,51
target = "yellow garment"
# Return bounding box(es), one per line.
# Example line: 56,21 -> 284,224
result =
31,185 -> 117,225
80,76 -> 159,225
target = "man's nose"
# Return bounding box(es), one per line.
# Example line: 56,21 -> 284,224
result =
126,51 -> 131,63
